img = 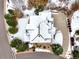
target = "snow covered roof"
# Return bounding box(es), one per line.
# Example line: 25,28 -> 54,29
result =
7,0 -> 63,45
9,10 -> 56,43
52,30 -> 63,46
26,11 -> 55,43
71,10 -> 79,36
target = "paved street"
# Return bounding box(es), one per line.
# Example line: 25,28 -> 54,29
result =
16,52 -> 65,59
0,0 -> 14,59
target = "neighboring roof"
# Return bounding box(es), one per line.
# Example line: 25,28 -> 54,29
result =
12,10 -> 56,43
71,10 -> 79,36
16,52 -> 65,59
9,0 -> 25,8
71,10 -> 79,46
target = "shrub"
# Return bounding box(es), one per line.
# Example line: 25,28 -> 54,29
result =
37,5 -> 44,12
8,27 -> 18,34
10,38 -> 22,48
7,19 -> 17,27
75,30 -> 79,35
16,43 -> 29,52
14,9 -> 23,18
34,5 -> 44,15
32,46 -> 35,52
4,14 -> 18,27
4,14 -> 14,20
72,50 -> 79,59
4,9 -> 22,27
8,9 -> 14,15
52,44 -> 63,55
10,38 -> 29,52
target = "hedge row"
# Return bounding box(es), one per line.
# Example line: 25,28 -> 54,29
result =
4,9 -> 18,34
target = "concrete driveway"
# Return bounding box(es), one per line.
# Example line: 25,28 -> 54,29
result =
53,12 -> 69,57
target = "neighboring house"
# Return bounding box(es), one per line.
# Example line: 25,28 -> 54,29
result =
71,10 -> 79,36
71,10 -> 79,46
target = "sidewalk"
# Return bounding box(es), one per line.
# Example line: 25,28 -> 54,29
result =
0,0 -> 14,59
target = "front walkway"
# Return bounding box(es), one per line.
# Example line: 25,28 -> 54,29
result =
53,12 -> 69,57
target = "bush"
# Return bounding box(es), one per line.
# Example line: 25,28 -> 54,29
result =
8,27 -> 18,34
52,44 -> 63,55
75,30 -> 79,35
10,38 -> 29,52
4,14 -> 14,20
8,9 -> 14,15
7,19 -> 17,27
16,43 -> 29,52
72,50 -> 79,59
10,38 -> 22,48
34,5 -> 44,15
4,14 -> 18,27
4,9 -> 19,27
14,9 -> 23,18
37,5 -> 44,12
34,9 -> 39,15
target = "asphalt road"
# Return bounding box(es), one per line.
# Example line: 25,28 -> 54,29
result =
0,0 -> 14,59
16,52 -> 65,59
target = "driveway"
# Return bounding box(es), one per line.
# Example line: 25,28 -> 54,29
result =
53,12 -> 69,57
